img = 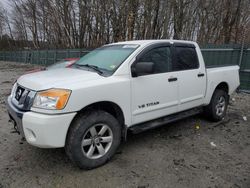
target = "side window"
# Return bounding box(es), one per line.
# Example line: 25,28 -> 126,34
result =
173,47 -> 199,71
137,46 -> 172,74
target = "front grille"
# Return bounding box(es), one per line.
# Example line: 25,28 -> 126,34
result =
15,86 -> 25,101
11,84 -> 36,111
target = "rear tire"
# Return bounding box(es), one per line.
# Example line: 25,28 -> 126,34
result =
204,89 -> 229,122
65,110 -> 121,169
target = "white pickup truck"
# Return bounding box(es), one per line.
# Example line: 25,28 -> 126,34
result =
6,40 -> 240,169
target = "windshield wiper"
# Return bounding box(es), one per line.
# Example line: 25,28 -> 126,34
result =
75,64 -> 103,75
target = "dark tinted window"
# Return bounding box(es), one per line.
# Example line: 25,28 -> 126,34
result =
138,46 -> 172,74
173,47 -> 199,71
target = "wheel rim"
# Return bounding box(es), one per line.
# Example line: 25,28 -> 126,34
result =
215,96 -> 226,116
81,124 -> 113,159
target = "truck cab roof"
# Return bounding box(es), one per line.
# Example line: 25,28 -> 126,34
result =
110,39 -> 197,47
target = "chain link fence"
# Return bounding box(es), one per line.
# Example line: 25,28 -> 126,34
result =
200,44 -> 250,92
0,45 -> 249,91
0,49 -> 90,65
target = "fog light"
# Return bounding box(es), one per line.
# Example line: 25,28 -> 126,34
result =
25,128 -> 36,142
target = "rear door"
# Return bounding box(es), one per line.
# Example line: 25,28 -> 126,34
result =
131,43 -> 179,125
172,43 -> 206,111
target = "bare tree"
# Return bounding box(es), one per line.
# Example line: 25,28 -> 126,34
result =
0,0 -> 249,50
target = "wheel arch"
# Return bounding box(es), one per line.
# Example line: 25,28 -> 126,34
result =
205,81 -> 230,105
78,101 -> 125,126
66,101 -> 127,143
214,82 -> 229,94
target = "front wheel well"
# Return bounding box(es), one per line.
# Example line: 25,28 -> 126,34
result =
77,101 -> 125,127
67,101 -> 127,143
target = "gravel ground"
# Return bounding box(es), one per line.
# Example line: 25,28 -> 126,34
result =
0,61 -> 250,188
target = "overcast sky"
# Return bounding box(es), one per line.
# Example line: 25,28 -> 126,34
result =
1,0 -> 12,10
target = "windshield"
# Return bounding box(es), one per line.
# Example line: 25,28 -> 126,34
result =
75,44 -> 139,74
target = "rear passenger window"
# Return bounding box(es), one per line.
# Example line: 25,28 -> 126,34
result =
173,47 -> 199,71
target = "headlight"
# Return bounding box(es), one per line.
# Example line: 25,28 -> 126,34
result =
33,89 -> 71,110
10,83 -> 17,98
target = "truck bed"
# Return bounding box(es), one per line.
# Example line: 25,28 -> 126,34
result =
204,65 -> 240,104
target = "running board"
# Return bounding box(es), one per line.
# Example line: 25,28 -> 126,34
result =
129,107 -> 203,134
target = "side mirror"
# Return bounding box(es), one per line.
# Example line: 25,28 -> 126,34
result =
131,62 -> 154,77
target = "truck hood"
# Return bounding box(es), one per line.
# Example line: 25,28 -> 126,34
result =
17,68 -> 103,91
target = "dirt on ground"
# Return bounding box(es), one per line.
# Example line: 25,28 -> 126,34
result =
0,61 -> 249,188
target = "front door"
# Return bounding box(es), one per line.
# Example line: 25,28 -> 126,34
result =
131,44 -> 179,125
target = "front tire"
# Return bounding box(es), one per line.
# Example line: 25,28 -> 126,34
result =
65,110 -> 121,169
204,89 -> 229,122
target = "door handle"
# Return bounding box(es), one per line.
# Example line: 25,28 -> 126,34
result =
168,77 -> 178,82
197,73 -> 205,77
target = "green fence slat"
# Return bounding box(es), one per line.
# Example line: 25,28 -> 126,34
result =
0,46 -> 250,91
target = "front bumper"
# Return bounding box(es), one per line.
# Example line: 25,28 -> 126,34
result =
6,96 -> 76,148
6,96 -> 25,137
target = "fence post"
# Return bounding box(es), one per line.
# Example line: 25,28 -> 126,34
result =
67,49 -> 70,58
54,50 -> 57,64
25,51 -> 27,63
31,51 -> 33,64
38,50 -> 40,65
238,29 -> 246,68
46,50 -> 48,65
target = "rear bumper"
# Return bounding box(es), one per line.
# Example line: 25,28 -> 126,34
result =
6,96 -> 77,148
